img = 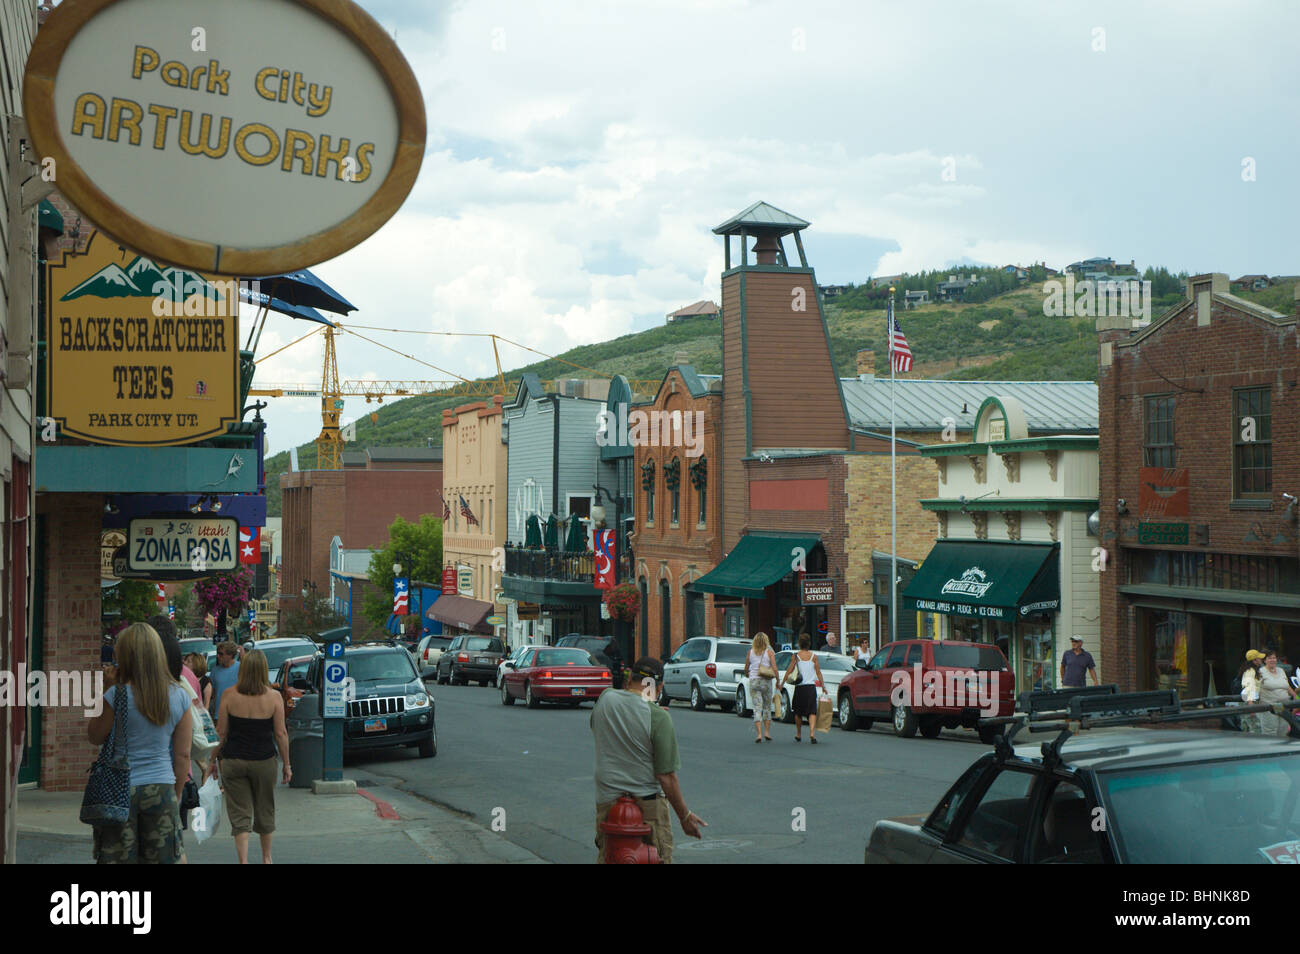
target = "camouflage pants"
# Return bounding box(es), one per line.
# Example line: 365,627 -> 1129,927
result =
93,783 -> 184,864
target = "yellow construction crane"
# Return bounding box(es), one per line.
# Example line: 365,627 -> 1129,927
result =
248,323 -> 663,469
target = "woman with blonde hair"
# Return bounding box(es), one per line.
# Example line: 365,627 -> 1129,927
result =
87,622 -> 193,864
186,652 -> 213,712
745,632 -> 778,743
211,649 -> 290,863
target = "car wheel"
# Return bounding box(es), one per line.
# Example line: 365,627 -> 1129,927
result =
736,686 -> 751,718
418,729 -> 437,758
526,682 -> 540,709
658,687 -> 670,707
920,719 -> 943,739
892,704 -> 918,738
690,683 -> 705,711
782,691 -> 795,724
978,724 -> 1004,745
500,680 -> 514,706
838,691 -> 861,731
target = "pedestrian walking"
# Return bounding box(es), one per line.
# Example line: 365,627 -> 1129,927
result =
745,632 -> 778,743
209,640 -> 240,719
1257,650 -> 1296,737
1238,649 -> 1266,733
186,653 -> 213,711
86,623 -> 193,864
1059,637 -> 1098,687
780,634 -> 825,743
210,649 -> 290,864
590,656 -> 706,863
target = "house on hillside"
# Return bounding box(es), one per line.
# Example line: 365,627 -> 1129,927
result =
936,274 -> 980,302
1232,275 -> 1270,292
1066,257 -> 1115,275
819,284 -> 851,298
904,289 -> 930,309
1003,264 -> 1029,281
666,299 -> 720,324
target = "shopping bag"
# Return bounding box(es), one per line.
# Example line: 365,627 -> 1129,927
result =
192,777 -> 223,844
772,689 -> 784,720
816,690 -> 834,727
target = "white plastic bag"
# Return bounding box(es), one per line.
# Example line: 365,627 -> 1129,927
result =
192,777 -> 223,844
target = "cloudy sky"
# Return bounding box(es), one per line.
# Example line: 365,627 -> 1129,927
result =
248,0 -> 1300,454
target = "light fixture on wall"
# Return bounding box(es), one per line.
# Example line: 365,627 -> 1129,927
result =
1116,498 -> 1129,516
1283,492 -> 1297,522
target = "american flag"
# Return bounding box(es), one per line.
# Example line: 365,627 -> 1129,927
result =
459,494 -> 479,527
442,498 -> 451,521
889,314 -> 913,373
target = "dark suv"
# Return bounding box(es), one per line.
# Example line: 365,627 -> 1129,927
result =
299,642 -> 436,758
436,634 -> 506,686
555,634 -> 626,689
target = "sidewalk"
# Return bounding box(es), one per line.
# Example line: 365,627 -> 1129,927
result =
16,767 -> 548,864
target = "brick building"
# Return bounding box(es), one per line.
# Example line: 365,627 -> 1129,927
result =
1097,273 -> 1300,695
631,365 -> 722,658
279,447 -> 443,623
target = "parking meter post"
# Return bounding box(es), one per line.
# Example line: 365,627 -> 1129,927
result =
321,637 -> 347,782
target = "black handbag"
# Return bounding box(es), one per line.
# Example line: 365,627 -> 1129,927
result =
788,654 -> 803,685
80,685 -> 131,827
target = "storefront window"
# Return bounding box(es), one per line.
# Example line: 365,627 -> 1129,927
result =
950,616 -> 983,643
1143,611 -> 1188,697
1017,618 -> 1054,694
844,607 -> 871,656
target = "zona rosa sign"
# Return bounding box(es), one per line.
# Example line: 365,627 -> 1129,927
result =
23,0 -> 426,276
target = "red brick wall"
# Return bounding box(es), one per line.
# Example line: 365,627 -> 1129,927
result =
1098,297 -> 1300,690
36,494 -> 102,791
342,468 -> 443,548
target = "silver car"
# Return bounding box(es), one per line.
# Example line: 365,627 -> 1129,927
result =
662,636 -> 751,711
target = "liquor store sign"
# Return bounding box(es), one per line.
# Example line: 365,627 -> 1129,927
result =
46,231 -> 238,446
129,516 -> 238,573
800,577 -> 837,605
23,0 -> 425,275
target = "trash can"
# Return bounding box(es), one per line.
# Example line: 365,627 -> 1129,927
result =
286,694 -> 323,789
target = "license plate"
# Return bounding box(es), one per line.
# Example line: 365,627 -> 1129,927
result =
477,657 -> 491,664
570,688 -> 586,696
364,718 -> 387,733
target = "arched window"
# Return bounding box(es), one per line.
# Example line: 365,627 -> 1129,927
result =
689,456 -> 707,528
667,458 -> 681,525
641,459 -> 656,524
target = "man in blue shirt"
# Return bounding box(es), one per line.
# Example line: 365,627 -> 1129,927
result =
1060,637 -> 1098,688
209,640 -> 241,717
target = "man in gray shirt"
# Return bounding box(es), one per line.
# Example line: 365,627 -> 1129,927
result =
591,656 -> 705,862
1060,637 -> 1098,688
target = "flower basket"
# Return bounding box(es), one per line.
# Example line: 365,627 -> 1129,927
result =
605,582 -> 640,623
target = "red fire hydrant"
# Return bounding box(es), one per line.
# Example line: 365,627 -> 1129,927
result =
600,794 -> 661,864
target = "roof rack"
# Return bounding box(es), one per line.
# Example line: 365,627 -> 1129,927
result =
982,687 -> 1300,767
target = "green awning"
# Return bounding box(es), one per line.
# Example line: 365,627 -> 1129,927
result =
903,540 -> 1059,622
38,198 -> 63,233
691,533 -> 820,599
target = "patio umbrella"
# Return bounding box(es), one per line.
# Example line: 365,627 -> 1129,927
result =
524,514 -> 543,548
239,284 -> 334,326
544,514 -> 559,549
246,268 -> 356,315
564,515 -> 586,552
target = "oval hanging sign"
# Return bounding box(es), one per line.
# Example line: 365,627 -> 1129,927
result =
23,0 -> 426,276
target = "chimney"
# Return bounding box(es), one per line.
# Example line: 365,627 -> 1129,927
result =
752,235 -> 780,265
673,350 -> 691,366
856,349 -> 875,376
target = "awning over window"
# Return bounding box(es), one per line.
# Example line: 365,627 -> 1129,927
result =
691,533 -> 821,600
426,594 -> 494,633
903,540 -> 1059,621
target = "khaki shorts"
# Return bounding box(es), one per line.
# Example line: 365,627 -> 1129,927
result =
595,796 -> 673,864
221,757 -> 278,835
93,783 -> 184,865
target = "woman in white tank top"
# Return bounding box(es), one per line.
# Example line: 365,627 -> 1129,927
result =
780,633 -> 825,743
745,633 -> 777,743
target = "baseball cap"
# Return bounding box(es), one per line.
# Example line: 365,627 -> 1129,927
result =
629,656 -> 664,682
1069,636 -> 1083,643
1246,649 -> 1265,662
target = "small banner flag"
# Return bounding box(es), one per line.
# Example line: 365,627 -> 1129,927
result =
394,577 -> 409,615
594,530 -> 616,590
239,526 -> 262,564
155,583 -> 166,603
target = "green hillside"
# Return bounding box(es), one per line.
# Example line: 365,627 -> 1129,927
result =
263,269 -> 1285,516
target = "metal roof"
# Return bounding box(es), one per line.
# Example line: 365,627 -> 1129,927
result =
840,378 -> 1098,433
712,201 -> 810,235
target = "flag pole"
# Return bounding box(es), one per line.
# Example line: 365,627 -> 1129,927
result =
889,287 -> 897,648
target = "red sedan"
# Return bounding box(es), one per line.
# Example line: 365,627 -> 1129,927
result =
500,647 -> 612,708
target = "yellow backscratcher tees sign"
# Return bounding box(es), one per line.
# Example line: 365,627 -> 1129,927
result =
45,230 -> 239,446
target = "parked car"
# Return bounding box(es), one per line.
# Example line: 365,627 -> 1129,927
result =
662,636 -> 751,711
436,634 -> 506,686
498,644 -> 544,688
249,637 -> 320,677
864,723 -> 1300,863
734,650 -> 855,724
297,643 -> 436,758
179,636 -> 213,658
500,647 -> 611,708
415,634 -> 454,679
555,634 -> 626,688
838,639 -> 1015,740
273,652 -> 318,716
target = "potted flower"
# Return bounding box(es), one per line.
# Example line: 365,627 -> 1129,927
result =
604,582 -> 640,623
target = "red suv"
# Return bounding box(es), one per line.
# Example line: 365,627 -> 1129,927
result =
838,639 -> 1014,741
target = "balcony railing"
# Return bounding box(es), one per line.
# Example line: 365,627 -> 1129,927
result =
505,545 -> 596,583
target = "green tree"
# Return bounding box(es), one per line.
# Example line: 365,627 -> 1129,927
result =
171,580 -> 195,633
362,514 -> 443,632
102,580 -> 159,631
281,587 -> 347,637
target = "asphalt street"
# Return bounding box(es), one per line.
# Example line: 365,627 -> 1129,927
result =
349,678 -> 994,864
